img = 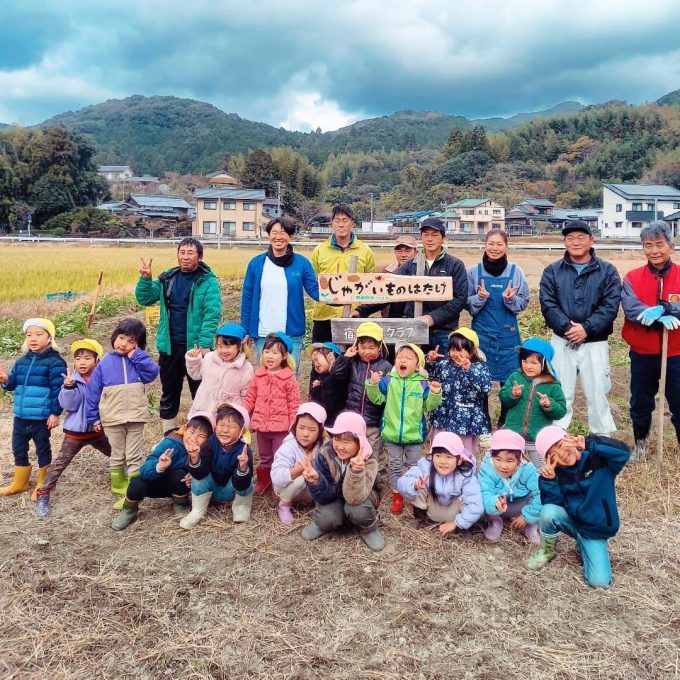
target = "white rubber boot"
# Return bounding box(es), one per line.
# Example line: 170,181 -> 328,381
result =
179,492 -> 212,529
232,493 -> 253,523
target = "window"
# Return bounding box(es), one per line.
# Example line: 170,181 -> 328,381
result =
463,209 -> 474,216
484,210 -> 489,215
242,221 -> 256,232
492,209 -> 501,215
222,201 -> 236,210
615,222 -> 622,229
632,222 -> 642,229
632,202 -> 642,211
461,222 -> 473,233
202,221 -> 216,235
492,222 -> 501,228
203,200 -> 217,210
222,221 -> 236,236
615,204 -> 622,212
674,202 -> 680,210
646,203 -> 655,211
243,202 -> 256,211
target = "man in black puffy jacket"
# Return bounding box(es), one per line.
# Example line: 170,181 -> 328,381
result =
539,221 -> 621,435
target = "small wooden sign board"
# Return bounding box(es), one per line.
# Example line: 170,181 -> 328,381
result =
331,318 -> 429,345
319,272 -> 452,305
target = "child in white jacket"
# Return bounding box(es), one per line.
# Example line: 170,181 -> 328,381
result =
185,323 -> 254,418
398,431 -> 483,534
271,402 -> 327,525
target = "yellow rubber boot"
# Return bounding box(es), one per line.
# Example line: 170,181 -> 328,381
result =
0,466 -> 32,497
31,466 -> 50,501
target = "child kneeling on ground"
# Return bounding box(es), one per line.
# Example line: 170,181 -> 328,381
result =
527,426 -> 630,588
181,403 -> 254,529
301,411 -> 384,551
271,402 -> 327,525
478,429 -> 541,544
397,432 -> 483,536
111,411 -> 215,530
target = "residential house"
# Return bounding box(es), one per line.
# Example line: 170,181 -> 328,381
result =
549,208 -> 601,233
127,194 -> 192,220
193,188 -> 266,239
505,198 -> 555,235
664,210 -> 680,237
207,172 -> 241,189
447,199 -> 505,236
263,197 -> 282,219
600,183 -> 680,239
98,165 -> 134,182
385,210 -> 435,235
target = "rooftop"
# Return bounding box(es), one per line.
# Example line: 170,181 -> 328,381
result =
385,209 -> 434,221
664,210 -> 680,221
520,198 -> 555,207
439,211 -> 462,219
604,183 -> 680,200
448,198 -> 490,208
129,194 -> 192,209
98,165 -> 131,172
550,208 -> 601,220
194,188 -> 266,200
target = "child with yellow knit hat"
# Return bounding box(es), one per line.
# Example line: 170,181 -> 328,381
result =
0,318 -> 67,501
35,338 -> 112,518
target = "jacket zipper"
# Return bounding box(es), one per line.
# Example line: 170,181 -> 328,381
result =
122,357 -> 128,385
19,355 -> 36,413
360,361 -> 369,415
521,384 -> 535,438
398,379 -> 406,444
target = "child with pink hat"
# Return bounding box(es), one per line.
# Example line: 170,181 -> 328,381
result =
397,431 -> 483,534
271,402 -> 328,525
301,411 -> 384,551
478,429 -> 541,544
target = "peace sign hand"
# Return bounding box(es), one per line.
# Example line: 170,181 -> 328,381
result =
426,345 -> 445,362
237,444 -> 249,472
345,343 -> 358,358
511,381 -> 523,398
541,453 -> 557,480
414,474 -> 429,491
477,279 -> 490,300
61,372 -> 76,388
139,258 -> 153,278
301,456 -> 319,484
157,447 -> 174,472
503,281 -> 519,300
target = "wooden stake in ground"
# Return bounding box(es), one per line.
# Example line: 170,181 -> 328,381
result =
86,271 -> 104,334
413,254 -> 426,319
657,327 -> 669,471
341,255 -> 359,319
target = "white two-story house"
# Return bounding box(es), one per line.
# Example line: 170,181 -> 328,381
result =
600,184 -> 680,239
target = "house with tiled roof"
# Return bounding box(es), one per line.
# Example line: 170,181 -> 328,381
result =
207,172 -> 240,189
505,198 -> 555,235
446,198 -> 505,236
193,188 -> 266,238
600,184 -> 680,238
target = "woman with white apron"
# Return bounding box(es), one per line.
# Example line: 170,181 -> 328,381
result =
467,229 -> 530,426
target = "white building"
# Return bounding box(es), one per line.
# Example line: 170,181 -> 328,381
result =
600,184 -> 680,239
98,165 -> 134,182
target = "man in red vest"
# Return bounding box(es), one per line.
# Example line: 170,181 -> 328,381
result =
621,221 -> 680,461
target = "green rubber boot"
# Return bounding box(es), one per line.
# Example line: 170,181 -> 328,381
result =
113,472 -> 139,510
111,497 -> 139,531
109,467 -> 128,497
527,532 -> 559,571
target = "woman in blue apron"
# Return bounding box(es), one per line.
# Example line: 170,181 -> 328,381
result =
467,229 -> 530,425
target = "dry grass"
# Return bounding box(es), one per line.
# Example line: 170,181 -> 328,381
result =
0,259 -> 679,678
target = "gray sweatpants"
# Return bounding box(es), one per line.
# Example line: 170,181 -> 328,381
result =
386,442 -> 423,491
313,496 -> 378,533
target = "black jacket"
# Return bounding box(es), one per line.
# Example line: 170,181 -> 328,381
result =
308,369 -> 347,427
539,250 -> 621,343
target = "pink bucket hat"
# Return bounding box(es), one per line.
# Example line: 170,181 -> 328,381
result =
535,425 -> 568,458
216,402 -> 252,444
291,402 -> 327,432
431,431 -> 475,465
188,410 -> 216,432
490,429 -> 525,454
325,411 -> 373,460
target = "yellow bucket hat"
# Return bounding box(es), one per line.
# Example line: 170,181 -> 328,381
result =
23,317 -> 56,340
70,338 -> 104,359
448,327 -> 479,348
355,321 -> 384,342
395,341 -> 428,377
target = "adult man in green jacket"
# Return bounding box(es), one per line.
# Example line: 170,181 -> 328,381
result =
136,238 -> 222,433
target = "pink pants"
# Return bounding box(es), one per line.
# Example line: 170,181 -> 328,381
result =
256,431 -> 287,468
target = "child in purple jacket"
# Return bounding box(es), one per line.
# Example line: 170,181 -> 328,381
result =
86,319 -> 159,508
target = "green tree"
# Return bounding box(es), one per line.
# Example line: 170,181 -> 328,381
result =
241,149 -> 277,196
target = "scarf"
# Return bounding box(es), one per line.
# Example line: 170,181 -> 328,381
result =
267,244 -> 294,268
482,252 -> 508,277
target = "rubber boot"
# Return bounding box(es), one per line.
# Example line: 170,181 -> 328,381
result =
179,492 -> 212,529
389,491 -> 404,515
302,522 -> 327,541
484,515 -> 503,542
631,424 -> 650,463
31,466 -> 50,501
232,493 -> 253,523
113,472 -> 138,510
172,494 -> 190,517
360,523 -> 386,552
277,500 -> 295,525
111,497 -> 139,531
253,467 -> 272,494
524,522 -> 540,545
35,489 -> 51,518
0,466 -> 32,497
109,467 -> 128,496
527,532 -> 559,570
409,504 -> 428,529
161,417 -> 178,435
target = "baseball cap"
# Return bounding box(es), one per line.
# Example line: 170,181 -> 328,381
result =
419,217 -> 446,235
562,220 -> 592,236
394,235 -> 418,249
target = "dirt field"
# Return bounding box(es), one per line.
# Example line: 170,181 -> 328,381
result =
0,248 -> 679,679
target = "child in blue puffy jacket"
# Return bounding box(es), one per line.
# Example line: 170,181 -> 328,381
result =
0,318 -> 66,501
527,426 -> 630,588
478,429 -> 541,544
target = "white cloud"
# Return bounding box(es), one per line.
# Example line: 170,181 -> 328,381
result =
277,92 -> 363,132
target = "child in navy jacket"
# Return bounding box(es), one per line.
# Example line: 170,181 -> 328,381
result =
527,425 -> 630,588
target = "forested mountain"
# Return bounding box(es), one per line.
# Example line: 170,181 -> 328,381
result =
477,101 -> 585,130
658,89 -> 680,106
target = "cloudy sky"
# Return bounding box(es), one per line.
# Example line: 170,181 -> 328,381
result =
1,0 -> 679,131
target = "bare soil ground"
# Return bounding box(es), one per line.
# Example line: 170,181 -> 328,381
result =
0,251 -> 679,679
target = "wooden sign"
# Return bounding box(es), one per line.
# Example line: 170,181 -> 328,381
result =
331,318 -> 430,345
319,272 -> 453,305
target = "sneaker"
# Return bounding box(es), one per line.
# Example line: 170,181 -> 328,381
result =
302,523 -> 327,541
277,502 -> 295,525
35,493 -> 50,519
484,515 -> 503,542
360,528 -> 385,552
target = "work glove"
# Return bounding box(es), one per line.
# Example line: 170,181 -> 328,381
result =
637,305 -> 664,326
658,315 -> 680,330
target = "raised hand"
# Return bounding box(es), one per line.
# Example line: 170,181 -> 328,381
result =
496,494 -> 508,513
503,280 -> 519,300
428,380 -> 441,393
477,279 -> 490,300
139,257 -> 153,278
61,372 -> 76,388
237,444 -> 249,472
370,371 -> 383,385
537,391 -> 551,409
186,347 -> 202,359
541,453 -> 557,480
345,343 -> 358,358
426,345 -> 445,362
511,381 -> 523,399
301,456 -> 319,484
414,474 -> 429,491
349,454 -> 365,473
157,447 -> 174,472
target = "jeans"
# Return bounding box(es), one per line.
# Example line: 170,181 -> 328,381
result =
12,417 -> 52,467
540,503 -> 612,588
159,342 -> 201,420
254,335 -> 304,374
191,473 -> 253,502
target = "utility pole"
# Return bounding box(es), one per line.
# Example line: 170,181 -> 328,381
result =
276,180 -> 282,217
369,192 -> 374,232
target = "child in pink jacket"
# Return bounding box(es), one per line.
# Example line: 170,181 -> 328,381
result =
244,332 -> 301,494
186,323 -> 254,418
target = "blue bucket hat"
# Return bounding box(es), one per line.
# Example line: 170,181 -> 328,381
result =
307,341 -> 342,357
216,322 -> 246,341
517,337 -> 557,378
263,331 -> 296,370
